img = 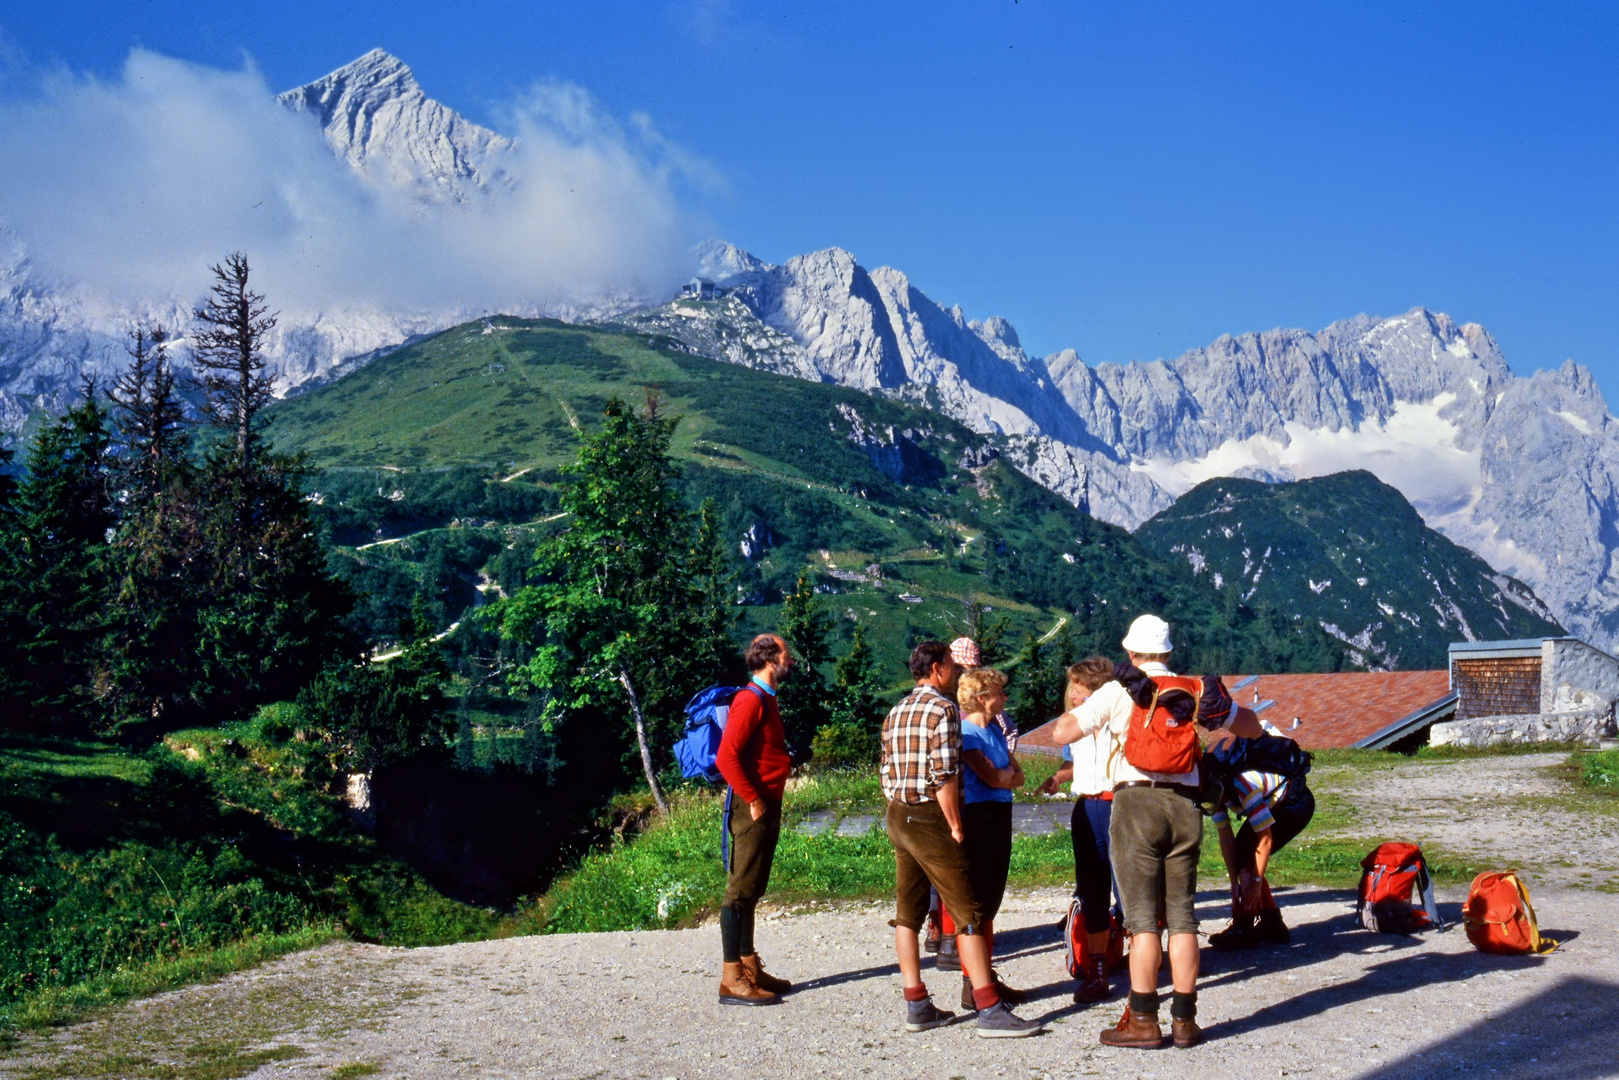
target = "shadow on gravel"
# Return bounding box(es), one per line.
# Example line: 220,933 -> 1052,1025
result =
1358,975 -> 1619,1080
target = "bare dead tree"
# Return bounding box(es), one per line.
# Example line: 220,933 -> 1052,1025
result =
192,253 -> 277,468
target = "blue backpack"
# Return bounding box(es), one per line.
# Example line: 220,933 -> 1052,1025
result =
675,684 -> 757,781
676,683 -> 767,872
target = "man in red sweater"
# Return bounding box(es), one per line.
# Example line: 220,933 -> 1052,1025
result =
715,633 -> 796,1005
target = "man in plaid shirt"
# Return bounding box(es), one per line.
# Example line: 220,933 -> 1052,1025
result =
881,641 -> 1043,1039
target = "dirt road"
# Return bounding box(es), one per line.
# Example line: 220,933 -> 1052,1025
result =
8,753 -> 1619,1080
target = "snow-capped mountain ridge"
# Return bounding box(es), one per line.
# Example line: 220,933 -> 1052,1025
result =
659,242 -> 1619,650
4,48 -> 1617,653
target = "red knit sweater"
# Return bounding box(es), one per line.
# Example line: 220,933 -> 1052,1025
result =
716,682 -> 791,804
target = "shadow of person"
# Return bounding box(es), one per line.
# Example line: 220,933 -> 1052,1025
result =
1201,937 -> 1554,1041
1354,974 -> 1619,1080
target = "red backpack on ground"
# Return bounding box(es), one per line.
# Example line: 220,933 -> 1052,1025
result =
1063,899 -> 1127,976
1121,674 -> 1203,774
1464,871 -> 1556,955
1357,842 -> 1445,933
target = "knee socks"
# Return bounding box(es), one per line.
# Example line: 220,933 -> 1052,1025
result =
720,904 -> 742,963
939,907 -> 956,936
738,903 -> 756,957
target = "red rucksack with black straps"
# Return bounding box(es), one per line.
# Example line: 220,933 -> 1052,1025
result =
1063,899 -> 1127,977
1357,842 -> 1445,933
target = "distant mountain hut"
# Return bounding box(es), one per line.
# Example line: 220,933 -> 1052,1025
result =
680,277 -> 719,301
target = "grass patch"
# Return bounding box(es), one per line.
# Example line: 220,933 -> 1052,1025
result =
332,1064 -> 382,1079
1,924 -> 340,1034
1579,747 -> 1619,792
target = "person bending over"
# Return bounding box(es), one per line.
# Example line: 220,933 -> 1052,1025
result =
956,667 -> 1026,1011
714,634 -> 795,1005
880,642 -> 1043,1038
1199,697 -> 1316,949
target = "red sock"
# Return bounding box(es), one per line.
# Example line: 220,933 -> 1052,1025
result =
939,908 -> 956,936
904,983 -> 929,1002
972,984 -> 1002,1011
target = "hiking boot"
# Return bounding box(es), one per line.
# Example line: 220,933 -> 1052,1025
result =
961,971 -> 1027,1012
740,953 -> 791,995
975,1000 -> 1046,1038
718,960 -> 778,1006
1255,908 -> 1291,945
1208,917 -> 1258,951
935,933 -> 961,972
1172,1016 -> 1204,1048
905,996 -> 956,1032
1099,1006 -> 1164,1048
1074,956 -> 1110,1005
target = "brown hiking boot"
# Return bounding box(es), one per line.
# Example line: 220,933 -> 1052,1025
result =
1074,956 -> 1110,1004
718,960 -> 778,1006
1099,1006 -> 1164,1048
961,971 -> 1027,1011
1208,915 -> 1258,951
1172,1016 -> 1203,1048
740,953 -> 791,995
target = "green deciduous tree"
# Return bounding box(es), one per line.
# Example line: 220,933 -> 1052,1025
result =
497,394 -> 733,815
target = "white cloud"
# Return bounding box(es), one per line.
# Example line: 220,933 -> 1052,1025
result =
0,49 -> 709,319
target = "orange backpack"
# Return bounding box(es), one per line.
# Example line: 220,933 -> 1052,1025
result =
1464,871 -> 1556,955
1121,674 -> 1203,775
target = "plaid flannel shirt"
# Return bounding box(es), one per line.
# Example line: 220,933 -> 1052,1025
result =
880,684 -> 961,805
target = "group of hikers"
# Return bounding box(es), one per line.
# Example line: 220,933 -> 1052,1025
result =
711,614 -> 1316,1048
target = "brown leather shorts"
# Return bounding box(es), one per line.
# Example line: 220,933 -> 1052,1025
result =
885,799 -> 985,934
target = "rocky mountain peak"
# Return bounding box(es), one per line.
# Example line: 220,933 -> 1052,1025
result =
278,49 -> 514,207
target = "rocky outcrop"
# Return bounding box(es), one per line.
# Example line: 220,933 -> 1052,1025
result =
1429,710 -> 1616,748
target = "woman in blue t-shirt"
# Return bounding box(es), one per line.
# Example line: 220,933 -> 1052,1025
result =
956,667 -> 1025,1010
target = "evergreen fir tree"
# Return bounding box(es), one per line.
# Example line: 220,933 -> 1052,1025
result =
108,324 -> 188,495
191,253 -> 275,469
10,394 -> 114,729
0,444 -> 23,707
777,571 -> 834,747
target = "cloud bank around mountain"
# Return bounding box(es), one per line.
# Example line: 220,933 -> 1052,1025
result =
0,49 -> 708,316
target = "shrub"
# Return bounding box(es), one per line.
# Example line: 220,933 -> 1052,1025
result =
810,721 -> 880,771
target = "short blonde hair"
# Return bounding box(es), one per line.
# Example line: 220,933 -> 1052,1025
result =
957,667 -> 1008,714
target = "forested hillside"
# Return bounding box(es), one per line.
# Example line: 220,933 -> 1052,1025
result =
1134,471 -> 1563,669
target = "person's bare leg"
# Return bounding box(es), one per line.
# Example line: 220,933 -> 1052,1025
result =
1128,931 -> 1161,993
895,925 -> 923,988
1167,932 -> 1199,994
957,931 -> 993,991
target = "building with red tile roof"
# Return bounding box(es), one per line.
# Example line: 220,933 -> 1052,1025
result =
1017,669 -> 1456,755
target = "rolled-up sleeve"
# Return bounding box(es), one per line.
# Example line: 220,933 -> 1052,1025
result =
926,700 -> 960,788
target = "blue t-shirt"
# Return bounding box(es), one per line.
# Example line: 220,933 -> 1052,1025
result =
961,720 -> 1014,804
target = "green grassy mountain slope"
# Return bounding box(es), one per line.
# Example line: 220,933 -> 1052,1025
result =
1134,470 -> 1564,669
266,316 -> 1346,678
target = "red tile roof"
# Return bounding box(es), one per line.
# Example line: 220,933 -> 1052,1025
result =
1017,670 -> 1454,753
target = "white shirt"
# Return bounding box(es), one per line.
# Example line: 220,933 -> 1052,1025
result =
1062,662 -> 1200,786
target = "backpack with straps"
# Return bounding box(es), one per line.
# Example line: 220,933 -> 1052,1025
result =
1063,899 -> 1126,977
674,684 -> 752,782
1464,871 -> 1556,955
1120,673 -> 1204,775
675,683 -> 768,872
1207,733 -> 1313,782
1357,842 -> 1445,933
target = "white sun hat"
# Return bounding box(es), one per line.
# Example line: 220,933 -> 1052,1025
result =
1121,614 -> 1173,655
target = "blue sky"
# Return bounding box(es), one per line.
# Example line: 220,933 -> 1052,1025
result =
3,1 -> 1617,393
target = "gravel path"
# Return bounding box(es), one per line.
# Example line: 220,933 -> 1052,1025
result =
1325,752 -> 1619,888
8,753 -> 1619,1079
